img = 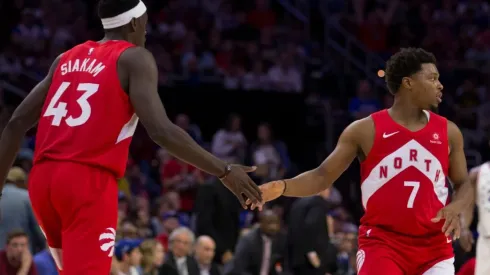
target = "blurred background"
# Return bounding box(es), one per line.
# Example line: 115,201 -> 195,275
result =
0,0 -> 489,274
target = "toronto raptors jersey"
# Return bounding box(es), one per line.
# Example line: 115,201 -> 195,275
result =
477,163 -> 490,237
360,109 -> 450,237
34,40 -> 138,178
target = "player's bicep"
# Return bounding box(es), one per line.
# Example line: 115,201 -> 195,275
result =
122,47 -> 172,138
318,120 -> 360,181
8,54 -> 62,130
448,120 -> 468,186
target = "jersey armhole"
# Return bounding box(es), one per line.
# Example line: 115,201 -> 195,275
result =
359,115 -> 377,163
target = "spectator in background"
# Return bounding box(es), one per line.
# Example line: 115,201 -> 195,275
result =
287,189 -> 337,275
166,227 -> 200,275
0,168 -> 43,252
242,60 -> 269,90
33,243 -> 57,275
348,79 -> 380,119
251,123 -> 290,183
140,239 -> 171,275
0,230 -> 37,275
161,154 -> 203,213
194,179 -> 241,265
194,236 -> 221,275
114,239 -> 143,275
224,210 -> 286,275
174,114 -> 203,145
211,114 -> 247,163
268,53 -> 302,92
127,162 -> 161,201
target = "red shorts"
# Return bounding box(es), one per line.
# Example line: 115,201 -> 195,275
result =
28,160 -> 118,274
357,226 -> 454,275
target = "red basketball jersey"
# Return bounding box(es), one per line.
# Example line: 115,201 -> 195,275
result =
34,40 -> 138,178
360,109 -> 450,238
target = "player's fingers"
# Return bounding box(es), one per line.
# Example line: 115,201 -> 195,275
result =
242,185 -> 258,205
246,198 -> 252,205
441,217 -> 451,235
234,164 -> 257,173
235,192 -> 247,209
245,179 -> 262,203
443,217 -> 456,237
453,222 -> 461,240
431,210 -> 444,223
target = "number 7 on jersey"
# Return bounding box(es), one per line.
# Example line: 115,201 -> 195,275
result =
404,181 -> 420,208
44,81 -> 99,127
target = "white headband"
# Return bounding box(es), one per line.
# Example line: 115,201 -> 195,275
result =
100,1 -> 147,29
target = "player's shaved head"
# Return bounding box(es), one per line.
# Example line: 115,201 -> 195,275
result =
98,0 -> 140,20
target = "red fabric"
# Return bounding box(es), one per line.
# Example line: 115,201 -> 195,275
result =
156,233 -> 169,251
456,258 -> 475,275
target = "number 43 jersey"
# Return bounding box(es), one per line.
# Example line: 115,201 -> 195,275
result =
360,109 -> 450,238
34,40 -> 138,178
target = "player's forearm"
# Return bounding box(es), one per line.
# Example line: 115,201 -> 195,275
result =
452,179 -> 474,211
283,167 -> 329,197
0,122 -> 27,192
157,124 -> 226,177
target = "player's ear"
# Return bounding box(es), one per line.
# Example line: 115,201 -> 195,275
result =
129,18 -> 137,33
401,76 -> 413,90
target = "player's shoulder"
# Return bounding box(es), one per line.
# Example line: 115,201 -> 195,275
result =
341,116 -> 374,142
347,115 -> 375,133
119,46 -> 155,64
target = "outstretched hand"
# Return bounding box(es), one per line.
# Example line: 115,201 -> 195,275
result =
431,202 -> 462,240
219,164 -> 263,209
246,180 -> 286,211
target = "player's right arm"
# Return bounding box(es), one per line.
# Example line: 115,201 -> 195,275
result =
0,54 -> 62,196
119,47 -> 262,206
253,118 -> 365,204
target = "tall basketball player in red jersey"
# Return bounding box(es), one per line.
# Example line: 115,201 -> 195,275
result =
0,0 -> 263,274
251,48 -> 474,274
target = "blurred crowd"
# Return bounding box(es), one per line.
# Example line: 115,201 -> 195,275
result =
1,0 -> 490,275
1,0 -> 305,92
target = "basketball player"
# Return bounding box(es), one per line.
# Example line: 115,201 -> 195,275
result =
0,0 -> 262,273
249,48 -> 474,275
459,162 -> 490,275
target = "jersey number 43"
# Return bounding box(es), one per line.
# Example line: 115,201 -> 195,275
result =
43,81 -> 98,127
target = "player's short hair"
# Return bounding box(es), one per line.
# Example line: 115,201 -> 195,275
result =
6,229 -> 28,244
385,48 -> 437,94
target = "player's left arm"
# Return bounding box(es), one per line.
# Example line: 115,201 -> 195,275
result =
447,120 -> 473,210
432,120 -> 473,238
0,54 -> 61,195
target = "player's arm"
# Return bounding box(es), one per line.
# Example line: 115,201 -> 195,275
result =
120,47 -> 226,177
280,119 -> 363,197
447,120 -> 473,209
460,167 -> 478,228
0,55 -> 61,194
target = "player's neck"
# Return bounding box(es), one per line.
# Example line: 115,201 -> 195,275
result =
101,32 -> 128,43
389,97 -> 426,124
